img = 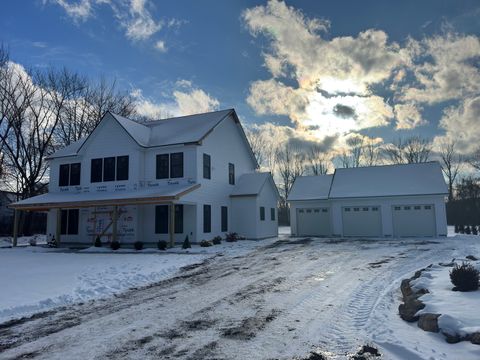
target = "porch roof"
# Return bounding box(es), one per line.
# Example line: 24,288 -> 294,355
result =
9,183 -> 200,211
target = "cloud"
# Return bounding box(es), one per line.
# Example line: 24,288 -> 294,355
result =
394,103 -> 426,130
49,0 -> 93,22
121,0 -> 162,41
132,81 -> 219,119
154,40 -> 167,53
437,96 -> 480,154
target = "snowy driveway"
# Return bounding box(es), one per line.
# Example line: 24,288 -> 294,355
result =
1,235 -> 480,360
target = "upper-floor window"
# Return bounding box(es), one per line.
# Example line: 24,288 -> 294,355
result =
170,152 -> 184,178
203,154 -> 211,179
228,163 -> 235,185
156,152 -> 183,179
59,163 -> 81,186
91,156 -> 129,183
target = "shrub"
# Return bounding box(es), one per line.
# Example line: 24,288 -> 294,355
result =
182,235 -> 191,249
459,225 -> 465,234
47,236 -> 58,248
454,224 -> 459,233
450,262 -> 479,291
110,240 -> 121,250
225,232 -> 238,242
465,225 -> 471,235
157,240 -> 167,250
473,226 -> 478,235
94,236 -> 102,247
134,241 -> 143,251
200,240 -> 213,247
29,238 -> 37,246
212,236 -> 222,245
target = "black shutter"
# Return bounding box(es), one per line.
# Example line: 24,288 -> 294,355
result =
59,164 -> 70,187
67,209 -> 79,235
170,152 -> 184,178
203,204 -> 211,233
91,158 -> 103,183
60,209 -> 68,235
221,206 -> 228,232
229,163 -> 235,185
260,207 -> 265,221
155,205 -> 169,234
203,154 -> 211,179
271,208 -> 276,221
156,154 -> 169,179
70,163 -> 81,186
174,205 -> 183,234
116,156 -> 129,181
103,157 -> 116,181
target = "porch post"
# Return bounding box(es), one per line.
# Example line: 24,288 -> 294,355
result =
56,208 -> 62,244
112,205 -> 118,242
169,203 -> 175,248
12,209 -> 19,247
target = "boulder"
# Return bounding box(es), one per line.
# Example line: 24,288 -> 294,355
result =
399,299 -> 425,322
443,332 -> 463,344
400,279 -> 413,298
418,313 -> 440,332
466,255 -> 479,261
468,332 -> 480,345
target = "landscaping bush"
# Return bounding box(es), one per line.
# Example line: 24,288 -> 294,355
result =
454,224 -> 459,233
29,238 -> 37,246
157,240 -> 167,250
94,236 -> 102,247
473,226 -> 478,235
225,232 -> 238,242
110,240 -> 121,250
465,225 -> 471,235
182,235 -> 191,249
47,236 -> 58,248
450,262 -> 479,291
459,225 -> 465,234
134,241 -> 144,251
212,236 -> 222,245
200,240 -> 213,247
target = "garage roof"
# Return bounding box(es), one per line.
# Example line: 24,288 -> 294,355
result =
288,175 -> 333,201
230,172 -> 279,198
329,162 -> 448,199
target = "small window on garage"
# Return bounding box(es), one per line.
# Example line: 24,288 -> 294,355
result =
414,205 -> 421,210
322,208 -> 328,213
404,206 -> 411,210
394,206 -> 401,211
344,208 -> 350,212
299,209 -> 304,213
260,206 -> 265,221
363,207 -> 369,211
271,208 -> 275,221
314,209 -> 320,213
372,207 -> 379,211
354,207 -> 360,212
425,205 -> 432,210
306,209 -> 312,213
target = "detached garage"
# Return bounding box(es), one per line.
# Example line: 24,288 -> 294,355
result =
289,162 -> 448,238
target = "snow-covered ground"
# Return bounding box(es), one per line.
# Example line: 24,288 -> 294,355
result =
0,230 -> 479,359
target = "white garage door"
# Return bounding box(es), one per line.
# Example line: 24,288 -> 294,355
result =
296,208 -> 331,236
392,205 -> 436,237
342,206 -> 382,237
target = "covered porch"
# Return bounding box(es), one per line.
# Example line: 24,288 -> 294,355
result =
9,184 -> 200,247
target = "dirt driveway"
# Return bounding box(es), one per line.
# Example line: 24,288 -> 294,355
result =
0,236 -> 477,360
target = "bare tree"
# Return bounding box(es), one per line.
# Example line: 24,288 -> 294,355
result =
363,138 -> 381,166
383,136 -> 432,164
467,146 -> 480,172
246,127 -> 265,167
276,143 -> 306,202
309,145 -> 330,175
439,140 -> 462,201
338,136 -> 364,168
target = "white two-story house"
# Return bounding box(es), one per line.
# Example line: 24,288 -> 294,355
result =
11,109 -> 279,246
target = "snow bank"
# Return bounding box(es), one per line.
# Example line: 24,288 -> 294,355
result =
0,247 -> 208,323
412,262 -> 480,336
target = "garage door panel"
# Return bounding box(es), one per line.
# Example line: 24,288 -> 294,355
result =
393,205 -> 435,237
297,208 -> 330,236
342,206 -> 382,237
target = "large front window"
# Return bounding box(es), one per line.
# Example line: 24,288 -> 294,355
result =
91,156 -> 129,183
60,209 -> 79,235
155,205 -> 184,234
203,204 -> 211,233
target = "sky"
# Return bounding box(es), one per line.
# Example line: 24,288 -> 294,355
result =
1,0 -> 480,156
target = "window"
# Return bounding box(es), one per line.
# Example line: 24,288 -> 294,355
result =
363,207 -> 369,211
314,209 -> 320,213
91,158 -> 103,183
414,205 -> 421,210
404,206 -> 411,210
203,154 -> 211,179
394,206 -> 401,211
174,205 -> 183,234
228,163 -> 235,185
344,208 -> 350,212
170,152 -> 184,178
116,156 -> 129,181
155,205 -> 169,234
156,154 -> 169,179
424,205 -> 432,210
354,207 -> 360,212
260,206 -> 265,221
306,209 -> 312,213
322,208 -> 328,213
221,206 -> 228,232
203,205 -> 211,233
299,209 -> 304,213
60,209 -> 79,235
372,207 -> 379,211
70,163 -> 81,186
103,157 -> 116,182
271,208 -> 276,221
59,164 -> 70,187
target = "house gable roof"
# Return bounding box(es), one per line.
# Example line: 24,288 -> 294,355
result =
47,109 -> 257,166
231,172 -> 279,198
287,175 -> 333,201
329,162 -> 448,199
